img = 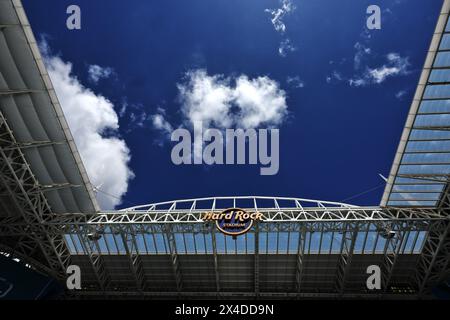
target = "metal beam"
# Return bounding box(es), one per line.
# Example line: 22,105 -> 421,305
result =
295,226 -> 306,294
210,227 -> 220,293
0,217 -> 438,237
334,223 -> 358,294
120,230 -> 146,292
2,206 -> 441,228
1,141 -> 64,151
0,112 -> 72,278
254,223 -> 259,297
416,219 -> 450,295
77,230 -> 110,291
165,225 -> 182,293
0,89 -> 41,95
381,222 -> 408,292
0,243 -> 59,278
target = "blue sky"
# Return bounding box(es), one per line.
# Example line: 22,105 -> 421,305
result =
22,0 -> 443,209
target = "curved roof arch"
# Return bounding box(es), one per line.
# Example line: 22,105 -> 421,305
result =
121,195 -> 359,213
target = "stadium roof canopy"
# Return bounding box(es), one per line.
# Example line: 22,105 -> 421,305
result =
0,0 -> 99,215
382,6 -> 450,208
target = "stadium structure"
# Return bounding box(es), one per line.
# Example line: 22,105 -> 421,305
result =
0,0 -> 450,299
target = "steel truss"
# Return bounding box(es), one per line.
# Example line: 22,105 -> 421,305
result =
415,219 -> 450,295
0,112 -> 72,279
0,212 -> 445,236
334,223 -> 358,294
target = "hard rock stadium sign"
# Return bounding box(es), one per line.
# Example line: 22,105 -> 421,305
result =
201,208 -> 262,237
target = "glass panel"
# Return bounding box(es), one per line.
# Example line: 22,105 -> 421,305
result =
278,232 -> 289,253
184,233 -> 195,253
419,100 -> 450,114
434,51 -> 450,67
398,164 -> 450,174
71,235 -> 84,254
389,193 -> 441,201
406,141 -> 450,152
310,232 -> 321,253
404,231 -> 417,254
331,232 -> 342,253
194,233 -> 205,253
204,233 -> 213,253
414,114 -> 450,127
304,232 -> 311,253
402,153 -> 450,164
424,84 -> 450,99
64,235 -> 77,254
154,234 -> 167,253
413,231 -> 427,253
135,234 -> 147,254
246,232 -> 255,253
440,34 -> 450,50
144,234 -> 156,253
446,18 -> 450,32
364,232 -> 377,253
267,232 -> 277,253
226,235 -> 236,253
216,233 -> 225,253
410,129 -> 450,140
375,235 -> 387,253
97,237 -> 109,253
387,200 -> 438,206
429,69 -> 450,83
394,177 -> 438,184
104,234 -> 117,254
258,232 -> 266,253
113,234 -> 125,254
391,184 -> 444,192
354,232 -> 366,253
175,233 -> 185,254
236,234 -> 246,253
320,232 -> 332,253
288,232 -> 299,253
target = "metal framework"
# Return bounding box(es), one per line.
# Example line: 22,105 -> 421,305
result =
0,195 -> 449,298
0,111 -> 71,280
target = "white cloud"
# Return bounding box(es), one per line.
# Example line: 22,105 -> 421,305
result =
119,101 -> 128,117
278,38 -> 296,57
349,53 -> 410,87
265,0 -> 297,57
152,70 -> 288,158
286,76 -> 305,88
87,64 -> 114,84
177,70 -> 234,129
326,71 -> 345,84
233,75 -> 288,128
395,89 -> 407,100
152,108 -> 173,135
265,0 -> 295,34
353,42 -> 371,70
41,42 -> 134,209
175,69 -> 288,129
118,99 -> 149,132
129,110 -> 148,128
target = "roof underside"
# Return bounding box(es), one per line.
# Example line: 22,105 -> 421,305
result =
71,254 -> 420,296
0,0 -> 99,214
382,1 -> 450,207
